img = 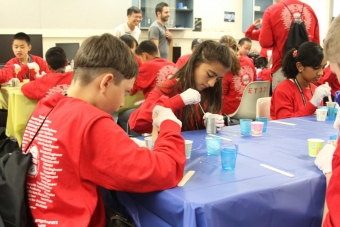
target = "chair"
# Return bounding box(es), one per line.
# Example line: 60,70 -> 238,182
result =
227,81 -> 270,120
256,97 -> 272,120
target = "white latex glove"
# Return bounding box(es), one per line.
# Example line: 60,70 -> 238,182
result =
130,138 -> 146,147
27,62 -> 40,73
14,64 -> 21,74
314,144 -> 335,174
152,105 -> 182,128
334,109 -> 340,130
310,84 -> 331,107
203,112 -> 225,131
180,88 -> 201,105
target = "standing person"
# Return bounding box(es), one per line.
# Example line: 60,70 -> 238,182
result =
259,0 -> 319,91
315,14 -> 340,227
270,42 -> 330,120
176,38 -> 203,69
21,47 -> 73,100
148,2 -> 172,59
219,35 -> 256,115
22,33 -> 186,226
113,6 -> 142,41
5,32 -> 50,81
129,40 -> 231,133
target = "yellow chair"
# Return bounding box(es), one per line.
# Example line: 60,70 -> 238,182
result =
256,97 -> 272,120
116,91 -> 145,114
227,81 -> 270,120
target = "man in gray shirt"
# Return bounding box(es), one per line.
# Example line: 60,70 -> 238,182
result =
148,2 -> 172,59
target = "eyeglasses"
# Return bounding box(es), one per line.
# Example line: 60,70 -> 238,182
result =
131,16 -> 143,20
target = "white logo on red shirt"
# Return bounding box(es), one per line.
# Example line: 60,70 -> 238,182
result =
281,4 -> 313,31
46,84 -> 70,98
156,65 -> 177,84
232,65 -> 255,99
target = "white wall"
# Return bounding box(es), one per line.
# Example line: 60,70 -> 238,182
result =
0,0 -> 334,58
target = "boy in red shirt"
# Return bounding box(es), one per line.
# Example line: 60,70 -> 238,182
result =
5,32 -> 50,81
21,47 -> 73,100
130,40 -> 176,98
22,33 -> 185,226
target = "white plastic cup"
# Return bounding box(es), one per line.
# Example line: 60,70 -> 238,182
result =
316,109 -> 328,121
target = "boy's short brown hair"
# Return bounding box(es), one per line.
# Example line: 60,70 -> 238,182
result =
73,33 -> 138,85
324,15 -> 340,65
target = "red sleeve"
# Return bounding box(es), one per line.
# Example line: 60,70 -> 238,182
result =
176,56 -> 185,69
270,88 -> 316,120
130,64 -> 154,95
259,9 -> 274,48
21,74 -> 50,100
80,118 -> 186,192
324,148 -> 340,227
129,89 -> 185,133
0,65 -> 15,84
245,25 -> 260,41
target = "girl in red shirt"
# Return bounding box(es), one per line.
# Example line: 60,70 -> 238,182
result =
270,42 -> 330,120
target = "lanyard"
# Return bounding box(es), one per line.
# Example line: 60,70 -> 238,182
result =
19,55 -> 32,79
293,78 -> 313,106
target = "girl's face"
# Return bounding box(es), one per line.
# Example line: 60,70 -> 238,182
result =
329,61 -> 340,81
194,62 -> 228,91
237,41 -> 252,56
299,57 -> 327,83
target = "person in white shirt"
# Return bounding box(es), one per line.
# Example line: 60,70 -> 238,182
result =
113,6 -> 142,41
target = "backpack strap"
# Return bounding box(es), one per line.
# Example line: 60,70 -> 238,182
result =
23,106 -> 55,153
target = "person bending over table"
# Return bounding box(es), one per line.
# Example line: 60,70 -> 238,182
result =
270,42 -> 331,120
21,34 -> 186,226
21,47 -> 73,100
315,14 -> 340,227
129,40 -> 231,132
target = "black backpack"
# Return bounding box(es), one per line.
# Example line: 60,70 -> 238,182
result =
282,2 -> 309,56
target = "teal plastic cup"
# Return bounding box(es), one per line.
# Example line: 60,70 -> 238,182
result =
255,117 -> 268,132
240,119 -> 252,135
205,136 -> 221,156
221,146 -> 238,171
328,107 -> 338,121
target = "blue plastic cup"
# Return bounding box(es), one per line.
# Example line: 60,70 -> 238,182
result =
185,140 -> 193,159
328,107 -> 338,121
240,119 -> 252,135
205,136 -> 221,156
221,146 -> 238,171
255,117 -> 268,132
178,2 -> 183,8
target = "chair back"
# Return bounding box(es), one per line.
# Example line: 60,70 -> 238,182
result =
116,91 -> 145,114
256,97 -> 272,119
228,81 -> 270,120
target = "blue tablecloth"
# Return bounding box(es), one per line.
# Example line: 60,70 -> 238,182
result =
104,116 -> 335,227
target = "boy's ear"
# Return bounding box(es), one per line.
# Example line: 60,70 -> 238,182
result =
28,44 -> 32,52
99,73 -> 114,92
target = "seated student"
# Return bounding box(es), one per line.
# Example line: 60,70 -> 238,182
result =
270,42 -> 331,120
255,57 -> 272,82
315,14 -> 340,227
219,35 -> 256,115
5,32 -> 50,81
316,65 -> 340,99
129,40 -> 231,133
22,33 -> 186,226
237,37 -> 253,57
21,47 -> 73,100
119,34 -> 142,67
176,38 -> 203,69
130,40 -> 177,98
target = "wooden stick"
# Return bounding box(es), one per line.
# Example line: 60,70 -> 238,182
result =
152,112 -> 159,140
325,82 -> 332,102
177,170 -> 195,187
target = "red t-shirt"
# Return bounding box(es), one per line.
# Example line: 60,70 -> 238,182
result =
259,0 -> 320,74
257,68 -> 272,82
130,58 -> 176,98
317,66 -> 340,97
21,71 -> 73,100
176,54 -> 191,69
22,93 -> 185,227
5,54 -> 50,81
222,56 -> 256,114
270,79 -> 318,120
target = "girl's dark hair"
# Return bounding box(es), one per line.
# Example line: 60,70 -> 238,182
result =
159,40 -> 232,131
119,35 -> 138,50
282,42 -> 324,79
